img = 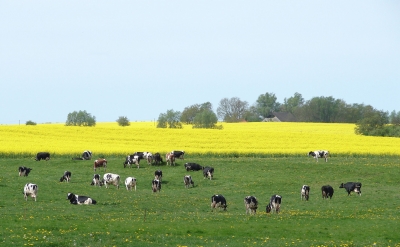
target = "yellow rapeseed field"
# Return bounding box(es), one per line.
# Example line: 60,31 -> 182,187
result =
1,122 -> 400,157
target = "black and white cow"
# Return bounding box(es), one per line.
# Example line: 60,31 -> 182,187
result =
166,152 -> 175,166
184,163 -> 203,171
211,194 -> 227,211
183,175 -> 194,188
67,192 -> 97,205
339,182 -> 362,196
301,185 -> 310,201
244,196 -> 258,214
154,170 -> 163,182
94,159 -> 107,172
133,152 -> 148,160
123,155 -> 141,168
90,174 -> 103,186
266,194 -> 282,213
82,150 -> 92,160
154,153 -> 163,165
152,179 -> 161,192
171,150 -> 185,159
23,183 -> 38,201
321,185 -> 334,199
145,152 -> 154,165
308,150 -> 329,162
102,173 -> 120,189
35,152 -> 50,161
19,166 -> 32,177
203,167 -> 214,180
125,177 -> 137,191
60,171 -> 72,182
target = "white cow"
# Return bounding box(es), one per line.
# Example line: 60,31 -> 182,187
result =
183,175 -> 194,188
103,173 -> 120,189
125,177 -> 137,191
308,150 -> 329,162
23,183 -> 38,201
266,194 -> 282,213
90,174 -> 103,187
301,185 -> 310,201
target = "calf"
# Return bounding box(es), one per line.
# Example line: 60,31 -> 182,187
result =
266,194 -> 282,213
211,194 -> 227,211
184,163 -> 203,171
102,173 -> 120,189
154,170 -> 163,182
301,185 -> 310,201
152,179 -> 161,192
90,174 -> 103,186
183,175 -> 194,188
19,166 -> 32,177
171,150 -> 185,159
244,196 -> 258,214
308,150 -> 329,162
23,183 -> 38,201
321,185 -> 334,199
35,152 -> 50,161
67,192 -> 96,205
60,171 -> 72,182
166,153 -> 175,166
203,167 -> 214,180
94,159 -> 107,172
154,153 -> 163,165
339,182 -> 362,196
123,155 -> 141,168
125,177 -> 137,191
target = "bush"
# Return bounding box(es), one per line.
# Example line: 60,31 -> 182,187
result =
25,120 -> 37,125
116,116 -> 130,127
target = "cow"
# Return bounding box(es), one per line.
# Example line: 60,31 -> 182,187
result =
211,194 -> 227,211
321,185 -> 334,199
308,150 -> 329,162
35,152 -> 50,161
244,196 -> 258,215
301,185 -> 310,201
154,170 -> 163,182
18,166 -> 32,177
154,153 -> 163,165
171,150 -> 185,159
94,159 -> 107,172
125,177 -> 137,191
339,182 -> 362,196
102,173 -> 120,189
23,183 -> 38,201
72,150 -> 93,160
123,155 -> 141,168
266,194 -> 282,214
67,192 -> 96,205
133,152 -> 148,160
152,179 -> 161,192
166,152 -> 175,166
184,163 -> 203,171
203,167 -> 214,180
146,152 -> 154,165
183,175 -> 194,188
90,174 -> 103,186
60,171 -> 72,182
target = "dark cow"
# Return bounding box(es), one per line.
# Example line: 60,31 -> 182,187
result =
154,170 -> 163,182
23,183 -> 38,201
183,175 -> 194,188
166,152 -> 175,166
203,167 -> 214,180
154,153 -> 163,165
35,152 -> 50,161
94,159 -> 107,172
308,150 -> 329,162
60,171 -> 72,182
301,185 -> 310,201
244,196 -> 258,214
90,174 -> 103,186
152,179 -> 161,192
123,155 -> 141,168
321,185 -> 334,199
211,194 -> 227,211
171,150 -> 185,159
266,194 -> 282,213
19,166 -> 32,177
184,163 -> 204,171
339,182 -> 362,196
67,192 -> 96,205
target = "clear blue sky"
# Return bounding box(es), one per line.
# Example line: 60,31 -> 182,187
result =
1,1 -> 399,124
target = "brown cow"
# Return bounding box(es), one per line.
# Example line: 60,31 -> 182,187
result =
166,153 -> 175,166
94,159 -> 107,172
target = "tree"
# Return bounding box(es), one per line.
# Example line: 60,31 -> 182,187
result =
217,97 -> 249,122
25,120 -> 37,125
116,116 -> 130,127
65,110 -> 96,126
282,92 -> 304,113
157,109 -> 182,128
355,106 -> 388,135
180,102 -> 213,124
193,109 -> 220,129
389,110 -> 400,126
255,92 -> 281,118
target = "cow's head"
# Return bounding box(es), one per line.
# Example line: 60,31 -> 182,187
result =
266,204 -> 272,213
339,183 -> 344,188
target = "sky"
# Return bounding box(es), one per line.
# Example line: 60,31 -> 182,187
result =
1,1 -> 399,124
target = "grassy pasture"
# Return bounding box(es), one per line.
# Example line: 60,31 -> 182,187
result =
1,156 -> 399,247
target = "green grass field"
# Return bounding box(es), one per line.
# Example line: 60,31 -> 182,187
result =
0,156 -> 399,247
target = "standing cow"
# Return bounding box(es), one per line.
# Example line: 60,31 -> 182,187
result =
154,153 -> 163,165
35,152 -> 50,161
203,167 -> 214,180
125,177 -> 137,191
266,195 -> 282,213
19,166 -> 32,177
152,179 -> 161,192
90,174 -> 103,186
171,150 -> 185,159
321,185 -> 334,199
94,159 -> 107,172
23,183 -> 38,201
123,155 -> 141,168
211,194 -> 227,211
339,182 -> 362,196
154,170 -> 163,182
244,196 -> 258,215
60,171 -> 72,182
166,153 -> 175,166
308,150 -> 329,162
102,173 -> 120,189
183,175 -> 194,188
301,185 -> 310,201
145,152 -> 154,165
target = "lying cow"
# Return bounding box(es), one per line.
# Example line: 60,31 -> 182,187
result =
244,196 -> 258,215
60,171 -> 72,182
102,173 -> 120,189
123,155 -> 141,168
301,185 -> 310,201
171,150 -> 185,159
125,177 -> 137,191
94,159 -> 107,172
211,194 -> 227,211
72,150 -> 93,160
67,192 -> 96,205
23,183 -> 38,201
321,185 -> 334,199
308,150 -> 329,162
90,174 -> 103,186
184,163 -> 203,171
339,182 -> 362,196
203,167 -> 214,180
266,194 -> 282,213
183,175 -> 194,188
35,152 -> 50,161
152,179 -> 161,192
19,166 -> 32,177
166,152 -> 175,166
154,170 -> 163,182
154,153 -> 163,165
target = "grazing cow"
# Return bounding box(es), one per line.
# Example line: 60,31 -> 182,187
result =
166,153 -> 175,166
339,182 -> 362,196
308,150 -> 329,162
154,153 -> 163,165
35,152 -> 50,161
123,155 -> 141,168
67,192 -> 96,205
321,185 -> 334,199
211,194 -> 227,211
266,195 -> 282,213
171,150 -> 185,159
301,185 -> 310,201
94,159 -> 107,172
152,179 -> 161,192
203,167 -> 214,180
184,163 -> 203,171
60,171 -> 72,182
183,175 -> 194,188
133,152 -> 148,160
23,183 -> 38,201
154,170 -> 163,182
90,174 -> 103,186
146,152 -> 154,165
18,166 -> 32,177
125,177 -> 137,191
244,196 -> 258,215
102,173 -> 120,189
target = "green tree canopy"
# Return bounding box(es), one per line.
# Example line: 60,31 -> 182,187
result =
180,102 -> 213,124
157,109 -> 182,128
217,97 -> 249,122
65,110 -> 96,126
116,116 -> 130,127
255,92 -> 281,118
193,109 -> 219,129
